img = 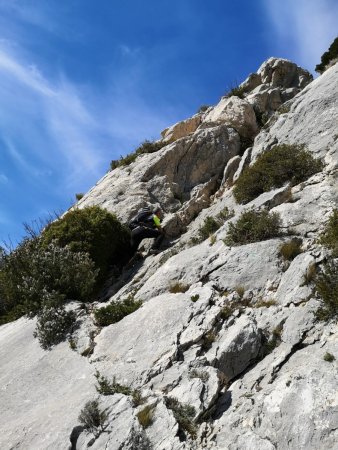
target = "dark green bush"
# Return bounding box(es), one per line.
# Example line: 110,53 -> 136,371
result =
41,206 -> 131,282
165,397 -> 197,439
315,37 -> 338,74
198,216 -> 221,241
110,139 -> 165,170
197,105 -> 210,113
95,371 -> 132,396
323,352 -> 335,362
224,83 -> 246,99
33,292 -> 76,350
94,295 -> 142,327
319,209 -> 338,257
75,193 -> 84,201
233,144 -> 323,204
315,259 -> 338,321
0,239 -> 97,320
78,400 -> 109,436
224,209 -> 282,246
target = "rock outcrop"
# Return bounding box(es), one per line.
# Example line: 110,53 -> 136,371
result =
1,58 -> 338,450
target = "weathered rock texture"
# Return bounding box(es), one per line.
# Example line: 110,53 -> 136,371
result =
1,58 -> 338,450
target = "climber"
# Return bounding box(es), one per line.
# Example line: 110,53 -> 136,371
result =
128,205 -> 165,255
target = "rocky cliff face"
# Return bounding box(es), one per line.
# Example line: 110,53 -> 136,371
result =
1,58 -> 338,450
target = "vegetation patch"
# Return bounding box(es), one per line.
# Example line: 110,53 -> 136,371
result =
110,139 -> 166,170
95,371 -> 132,396
315,260 -> 338,321
94,295 -> 142,327
224,209 -> 282,246
169,282 -> 190,294
323,352 -> 335,362
197,105 -> 210,113
41,206 -> 131,283
279,238 -> 302,261
78,400 -> 109,436
137,405 -> 155,428
198,216 -> 221,241
319,209 -> 338,257
164,397 -> 197,439
220,296 -> 251,320
253,298 -> 277,308
224,83 -> 246,99
315,37 -> 338,74
233,144 -> 323,204
33,293 -> 77,350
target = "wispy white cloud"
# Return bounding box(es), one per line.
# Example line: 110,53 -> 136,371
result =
0,45 -> 110,186
261,0 -> 338,72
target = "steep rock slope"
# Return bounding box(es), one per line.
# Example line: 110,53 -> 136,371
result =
1,58 -> 337,450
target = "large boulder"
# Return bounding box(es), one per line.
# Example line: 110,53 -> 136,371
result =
203,96 -> 258,139
161,114 -> 202,143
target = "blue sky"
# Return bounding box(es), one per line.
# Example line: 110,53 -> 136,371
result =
0,0 -> 337,245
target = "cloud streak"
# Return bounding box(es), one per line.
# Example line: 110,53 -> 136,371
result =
261,0 -> 338,72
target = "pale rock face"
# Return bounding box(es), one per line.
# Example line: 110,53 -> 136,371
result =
161,114 -> 202,143
0,318 -> 96,450
205,315 -> 262,381
257,57 -> 312,88
203,96 -> 258,138
252,62 -> 338,163
79,124 -> 240,239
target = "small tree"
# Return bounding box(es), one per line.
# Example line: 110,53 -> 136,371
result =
78,400 -> 109,436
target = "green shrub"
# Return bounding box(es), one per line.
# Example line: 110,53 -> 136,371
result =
78,400 -> 109,436
75,193 -> 84,201
315,37 -> 338,73
41,206 -> 131,282
197,105 -> 210,113
319,210 -> 338,257
198,216 -> 221,241
224,83 -> 246,99
233,144 -> 323,204
217,207 -> 234,222
94,295 -> 142,327
0,239 -> 97,321
315,260 -> 338,321
110,140 -> 165,170
224,209 -> 282,246
137,405 -> 155,428
190,294 -> 200,302
95,371 -> 132,396
33,292 -> 77,350
279,238 -> 302,261
323,352 -> 335,362
164,397 -> 197,439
